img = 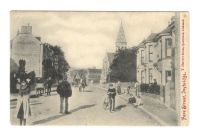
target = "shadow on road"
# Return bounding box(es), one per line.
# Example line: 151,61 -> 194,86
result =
32,114 -> 64,125
83,90 -> 93,92
32,104 -> 96,125
115,104 -> 126,111
30,102 -> 42,106
70,104 -> 96,113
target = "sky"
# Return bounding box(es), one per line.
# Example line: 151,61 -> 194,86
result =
11,11 -> 175,69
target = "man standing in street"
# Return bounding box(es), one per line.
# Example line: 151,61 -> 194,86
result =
57,76 -> 72,114
47,76 -> 53,96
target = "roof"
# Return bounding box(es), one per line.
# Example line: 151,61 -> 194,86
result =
106,52 -> 115,65
12,33 -> 42,46
154,21 -> 175,40
135,33 -> 157,50
145,33 -> 157,42
135,16 -> 176,50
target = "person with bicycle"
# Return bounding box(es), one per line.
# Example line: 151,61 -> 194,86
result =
107,83 -> 116,112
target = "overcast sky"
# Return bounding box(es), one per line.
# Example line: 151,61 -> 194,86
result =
11,11 -> 175,69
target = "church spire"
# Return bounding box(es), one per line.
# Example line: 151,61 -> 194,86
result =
116,21 -> 127,51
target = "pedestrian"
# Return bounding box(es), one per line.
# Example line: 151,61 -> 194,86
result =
116,80 -> 121,94
128,94 -> 136,104
47,76 -> 53,96
107,83 -> 116,112
79,78 -> 83,92
57,76 -> 72,114
127,86 -> 131,94
16,78 -> 31,126
134,95 -> 143,108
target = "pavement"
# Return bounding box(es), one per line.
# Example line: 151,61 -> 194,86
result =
120,93 -> 178,126
107,86 -> 178,126
98,84 -> 178,126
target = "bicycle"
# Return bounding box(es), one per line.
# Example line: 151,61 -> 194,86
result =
103,96 -> 110,110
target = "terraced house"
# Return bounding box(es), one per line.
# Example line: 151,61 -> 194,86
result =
136,33 -> 157,84
136,17 -> 176,86
153,17 -> 175,86
136,16 -> 178,109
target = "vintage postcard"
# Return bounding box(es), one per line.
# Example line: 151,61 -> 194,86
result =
10,11 -> 189,126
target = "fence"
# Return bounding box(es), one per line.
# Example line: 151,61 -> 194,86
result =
140,83 -> 160,95
140,84 -> 165,103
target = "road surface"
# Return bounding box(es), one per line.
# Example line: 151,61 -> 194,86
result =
10,84 -> 159,126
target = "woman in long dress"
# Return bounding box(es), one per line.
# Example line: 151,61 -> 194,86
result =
16,78 -> 31,125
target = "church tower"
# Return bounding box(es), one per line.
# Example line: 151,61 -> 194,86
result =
115,22 -> 127,51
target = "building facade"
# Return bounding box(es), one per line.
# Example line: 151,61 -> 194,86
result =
11,24 -> 43,77
136,33 -> 157,84
86,68 -> 102,84
153,18 -> 175,86
136,16 -> 177,110
136,18 -> 176,86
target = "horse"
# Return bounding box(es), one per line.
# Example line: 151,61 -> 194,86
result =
78,79 -> 86,92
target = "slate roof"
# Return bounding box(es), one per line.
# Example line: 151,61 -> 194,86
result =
145,33 -> 157,42
154,21 -> 175,40
136,33 -> 157,49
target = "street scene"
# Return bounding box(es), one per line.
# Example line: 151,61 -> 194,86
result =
10,11 -> 183,126
11,85 -> 160,125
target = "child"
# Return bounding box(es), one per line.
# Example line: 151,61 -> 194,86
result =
128,94 -> 136,104
134,96 -> 143,108
128,94 -> 143,108
127,86 -> 131,94
107,83 -> 116,112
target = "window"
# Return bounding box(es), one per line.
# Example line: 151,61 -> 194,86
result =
141,50 -> 145,64
148,45 -> 153,62
141,70 -> 145,83
165,70 -> 172,83
149,68 -> 153,83
165,38 -> 172,57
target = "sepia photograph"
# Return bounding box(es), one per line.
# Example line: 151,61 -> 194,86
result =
10,11 -> 189,126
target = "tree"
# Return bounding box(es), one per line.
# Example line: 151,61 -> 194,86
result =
110,48 -> 137,82
42,44 -> 70,82
10,59 -> 36,93
10,58 -> 18,73
10,58 -> 18,93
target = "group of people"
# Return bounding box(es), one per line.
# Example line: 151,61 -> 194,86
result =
105,81 -> 143,113
15,75 -> 142,125
15,74 -> 72,125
